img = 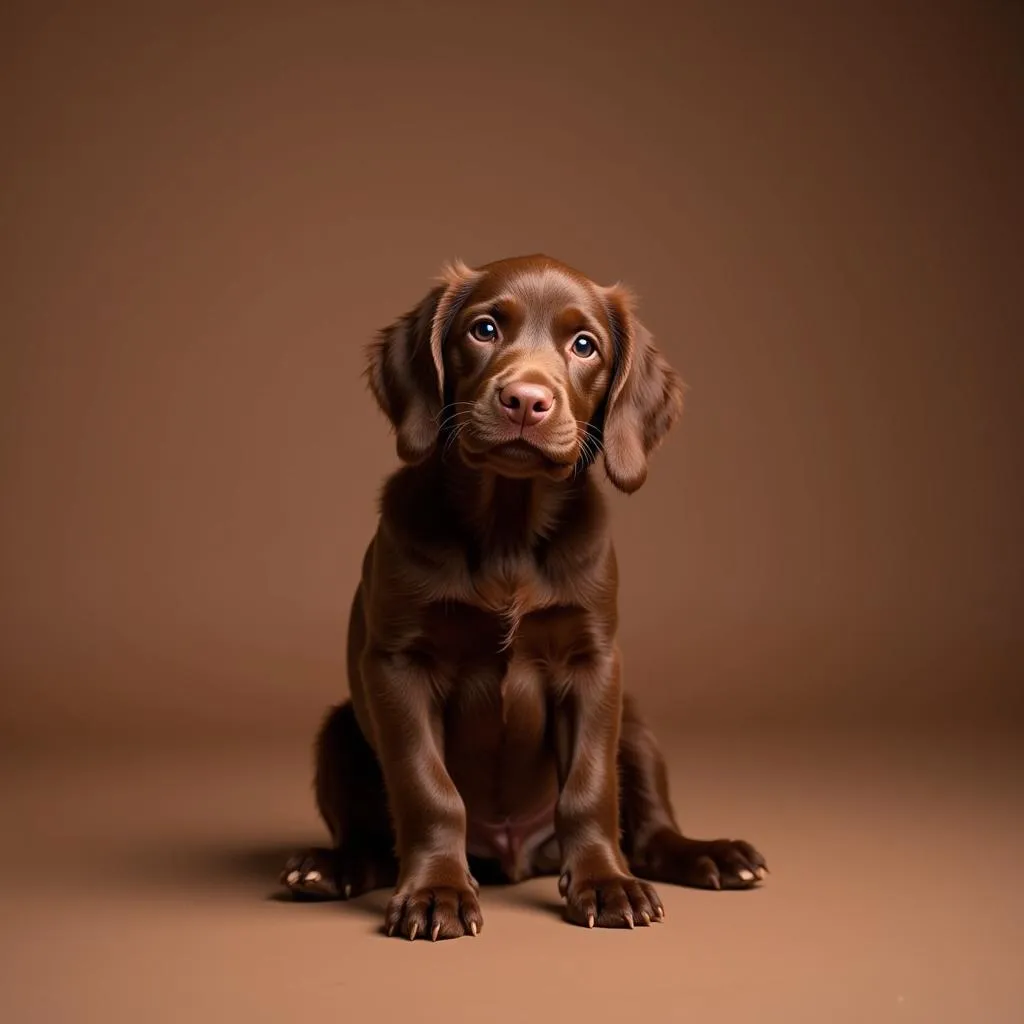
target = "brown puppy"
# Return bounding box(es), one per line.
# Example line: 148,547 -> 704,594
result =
282,254 -> 766,939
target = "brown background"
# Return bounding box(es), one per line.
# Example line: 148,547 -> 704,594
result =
2,1 -> 1022,746
1,3 -> 1023,1022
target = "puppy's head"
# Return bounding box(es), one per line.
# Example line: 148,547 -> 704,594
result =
366,254 -> 684,492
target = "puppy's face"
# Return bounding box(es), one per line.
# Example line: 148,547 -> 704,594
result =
443,259 -> 616,480
367,254 -> 684,493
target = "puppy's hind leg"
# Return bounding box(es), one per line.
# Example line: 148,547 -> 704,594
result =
281,701 -> 397,900
618,694 -> 768,891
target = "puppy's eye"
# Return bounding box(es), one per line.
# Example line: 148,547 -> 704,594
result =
469,317 -> 499,343
571,333 -> 597,358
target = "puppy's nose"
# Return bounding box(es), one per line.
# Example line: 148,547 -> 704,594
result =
499,381 -> 554,427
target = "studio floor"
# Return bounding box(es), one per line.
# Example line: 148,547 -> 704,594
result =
2,724 -> 1021,1023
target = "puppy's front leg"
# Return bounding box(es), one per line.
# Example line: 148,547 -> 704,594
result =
554,650 -> 665,928
361,649 -> 482,941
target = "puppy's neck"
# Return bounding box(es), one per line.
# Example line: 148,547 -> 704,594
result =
439,452 -> 585,550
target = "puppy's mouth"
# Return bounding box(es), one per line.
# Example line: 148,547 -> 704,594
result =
460,436 -> 577,479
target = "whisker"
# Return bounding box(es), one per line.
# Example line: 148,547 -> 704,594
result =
443,422 -> 461,452
437,410 -> 474,432
433,402 -> 476,425
442,421 -> 470,460
571,419 -> 602,477
575,421 -> 601,454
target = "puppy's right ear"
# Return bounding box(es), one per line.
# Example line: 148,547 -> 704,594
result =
365,260 -> 480,463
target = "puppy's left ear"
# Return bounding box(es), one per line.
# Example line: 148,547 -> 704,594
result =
599,284 -> 686,493
365,259 -> 481,463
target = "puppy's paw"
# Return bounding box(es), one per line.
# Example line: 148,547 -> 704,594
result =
385,881 -> 483,941
281,849 -> 341,899
560,871 -> 664,929
639,832 -> 768,890
281,842 -> 397,901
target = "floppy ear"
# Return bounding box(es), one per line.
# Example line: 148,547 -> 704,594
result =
365,260 -> 481,463
599,284 -> 686,493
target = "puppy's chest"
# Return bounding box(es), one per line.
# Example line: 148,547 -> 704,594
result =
418,556 -> 561,666
463,554 -> 563,635
416,544 -> 593,672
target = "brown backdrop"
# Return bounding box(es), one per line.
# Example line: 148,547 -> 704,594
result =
2,0 -> 1022,748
